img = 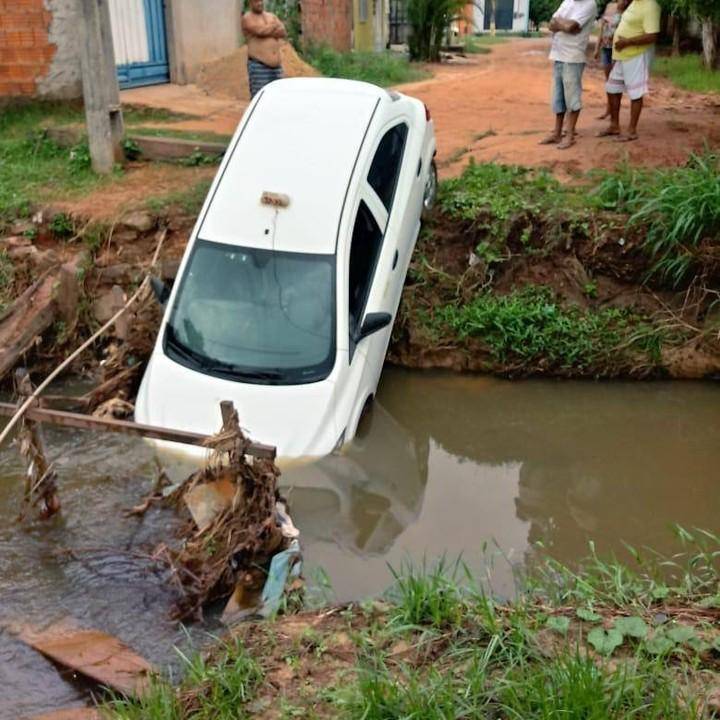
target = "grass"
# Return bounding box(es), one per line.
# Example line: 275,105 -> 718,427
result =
653,53 -> 720,94
145,178 -> 212,216
592,152 -> 720,285
0,103 -> 111,225
128,127 -> 232,145
102,529 -> 720,719
303,46 -> 430,87
434,285 -> 665,372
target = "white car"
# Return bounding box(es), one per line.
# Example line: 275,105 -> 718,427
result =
135,77 -> 437,458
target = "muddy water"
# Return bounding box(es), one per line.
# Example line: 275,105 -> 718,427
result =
1,370 -> 719,717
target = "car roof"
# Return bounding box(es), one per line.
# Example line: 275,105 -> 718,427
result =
198,78 -> 390,255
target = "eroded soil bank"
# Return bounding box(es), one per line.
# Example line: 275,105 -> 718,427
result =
2,159 -> 720,396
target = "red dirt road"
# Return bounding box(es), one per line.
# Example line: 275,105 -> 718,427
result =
403,38 -> 720,179
114,36 -> 720,208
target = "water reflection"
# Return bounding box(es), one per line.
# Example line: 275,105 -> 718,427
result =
284,369 -> 720,601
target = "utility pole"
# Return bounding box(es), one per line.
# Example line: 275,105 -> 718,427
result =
78,0 -> 124,174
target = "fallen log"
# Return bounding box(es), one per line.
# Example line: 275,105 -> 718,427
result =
0,263 -> 79,382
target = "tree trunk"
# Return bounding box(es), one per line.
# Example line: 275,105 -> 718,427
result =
671,16 -> 680,57
701,17 -> 717,70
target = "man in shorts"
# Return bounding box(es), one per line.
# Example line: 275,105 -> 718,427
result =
594,0 -> 627,119
242,0 -> 287,98
598,0 -> 660,141
540,0 -> 597,150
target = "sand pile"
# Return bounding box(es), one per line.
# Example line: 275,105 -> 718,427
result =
196,43 -> 319,101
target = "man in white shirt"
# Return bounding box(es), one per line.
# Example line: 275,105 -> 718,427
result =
540,0 -> 597,149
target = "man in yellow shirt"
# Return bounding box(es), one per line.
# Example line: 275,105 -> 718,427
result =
597,0 -> 660,141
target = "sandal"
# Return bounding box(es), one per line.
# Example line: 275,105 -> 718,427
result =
595,128 -> 621,137
615,133 -> 639,142
539,134 -> 562,145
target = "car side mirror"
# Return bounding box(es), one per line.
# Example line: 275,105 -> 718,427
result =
355,312 -> 392,343
150,276 -> 171,306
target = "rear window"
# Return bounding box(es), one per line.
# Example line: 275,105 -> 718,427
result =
367,123 -> 408,210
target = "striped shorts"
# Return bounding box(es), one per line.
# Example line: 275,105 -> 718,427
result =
248,58 -> 283,98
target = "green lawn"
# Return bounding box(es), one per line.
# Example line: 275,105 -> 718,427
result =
653,53 -> 720,94
304,46 -> 430,87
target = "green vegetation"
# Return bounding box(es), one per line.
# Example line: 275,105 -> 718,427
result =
435,286 -> 665,372
0,103 -> 110,226
406,0 -> 466,61
105,529 -> 720,719
146,179 -> 213,216
653,53 -> 720,93
593,152 -> 720,285
304,46 -> 429,87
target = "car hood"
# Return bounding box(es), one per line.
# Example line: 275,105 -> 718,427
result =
135,351 -> 340,459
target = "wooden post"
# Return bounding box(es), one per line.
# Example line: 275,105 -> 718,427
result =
14,370 -> 61,521
79,0 -> 125,174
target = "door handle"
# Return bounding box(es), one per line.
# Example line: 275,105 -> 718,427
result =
416,158 -> 422,177
392,249 -> 399,270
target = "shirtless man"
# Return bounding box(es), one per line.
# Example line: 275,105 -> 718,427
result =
241,0 -> 287,98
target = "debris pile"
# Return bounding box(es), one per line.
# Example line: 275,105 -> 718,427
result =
196,43 -> 319,101
156,403 -> 302,622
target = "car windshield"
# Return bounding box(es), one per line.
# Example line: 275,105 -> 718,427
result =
164,240 -> 335,384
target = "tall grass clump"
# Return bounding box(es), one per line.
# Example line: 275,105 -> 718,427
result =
386,556 -> 467,629
593,152 -> 720,285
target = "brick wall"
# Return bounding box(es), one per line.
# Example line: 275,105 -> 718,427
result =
301,0 -> 352,52
0,0 -> 81,100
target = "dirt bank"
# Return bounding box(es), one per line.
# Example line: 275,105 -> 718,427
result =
196,43 -> 318,102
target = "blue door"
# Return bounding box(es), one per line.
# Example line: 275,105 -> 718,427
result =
110,0 -> 170,89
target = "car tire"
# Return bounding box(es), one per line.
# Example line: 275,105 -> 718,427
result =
422,160 -> 438,216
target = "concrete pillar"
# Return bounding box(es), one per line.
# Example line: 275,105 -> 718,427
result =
79,0 -> 124,174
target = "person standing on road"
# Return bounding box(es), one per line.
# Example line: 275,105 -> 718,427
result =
594,0 -> 626,119
540,0 -> 598,150
242,0 -> 287,98
598,0 -> 660,141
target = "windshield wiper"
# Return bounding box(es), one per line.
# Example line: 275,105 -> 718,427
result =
165,327 -> 216,370
207,364 -> 284,381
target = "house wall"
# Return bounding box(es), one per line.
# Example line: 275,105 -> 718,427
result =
0,0 -> 82,100
166,0 -> 241,84
302,0 -> 352,51
474,0 -> 530,33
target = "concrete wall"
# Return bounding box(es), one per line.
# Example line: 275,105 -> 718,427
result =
166,0 -> 242,85
302,0 -> 352,52
0,0 -> 81,99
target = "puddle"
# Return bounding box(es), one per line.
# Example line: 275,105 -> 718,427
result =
1,368 -> 719,717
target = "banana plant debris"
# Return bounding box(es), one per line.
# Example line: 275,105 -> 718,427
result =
150,402 -> 302,622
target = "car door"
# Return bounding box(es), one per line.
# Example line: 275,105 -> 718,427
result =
341,121 -> 412,437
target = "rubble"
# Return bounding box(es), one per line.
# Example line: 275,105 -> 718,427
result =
154,403 -> 301,622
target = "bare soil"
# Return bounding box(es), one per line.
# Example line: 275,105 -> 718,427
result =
405,38 -> 720,180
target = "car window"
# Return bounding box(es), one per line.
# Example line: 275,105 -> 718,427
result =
349,200 -> 383,336
367,123 -> 408,211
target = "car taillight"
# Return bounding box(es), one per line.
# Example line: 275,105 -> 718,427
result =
424,104 -> 431,122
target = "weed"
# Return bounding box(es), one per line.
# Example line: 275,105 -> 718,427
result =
434,286 -> 664,372
179,150 -> 221,167
0,249 -> 14,311
303,46 -> 430,87
123,137 -> 142,161
49,212 -> 74,238
386,556 -> 466,629
592,152 -> 720,285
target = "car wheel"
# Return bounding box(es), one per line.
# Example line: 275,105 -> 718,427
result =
423,160 -> 438,214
